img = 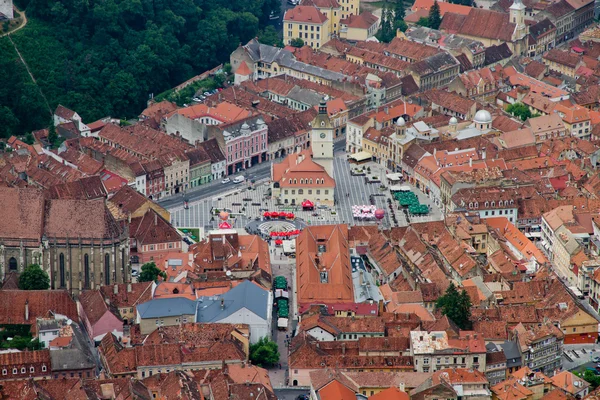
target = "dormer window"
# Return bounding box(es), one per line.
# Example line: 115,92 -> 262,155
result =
499,200 -> 503,207
485,201 -> 489,207
491,201 -> 495,207
469,202 -> 473,208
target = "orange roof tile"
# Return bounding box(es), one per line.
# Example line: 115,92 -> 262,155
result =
236,61 -> 252,76
284,5 -> 328,23
319,380 -> 357,400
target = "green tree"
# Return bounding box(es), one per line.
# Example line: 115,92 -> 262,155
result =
18,264 -> 50,290
23,132 -> 35,145
506,102 -> 532,121
0,106 -> 19,138
249,337 -> 280,367
394,0 -> 405,21
436,283 -> 472,329
416,16 -> 430,27
290,37 -> 304,47
258,25 -> 284,47
428,0 -> 442,29
47,120 -> 59,148
395,19 -> 408,33
376,1 -> 395,42
138,262 -> 166,282
582,370 -> 600,389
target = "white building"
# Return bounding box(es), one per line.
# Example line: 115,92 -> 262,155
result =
196,280 -> 272,344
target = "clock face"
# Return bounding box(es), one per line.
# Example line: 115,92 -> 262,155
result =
320,133 -> 326,139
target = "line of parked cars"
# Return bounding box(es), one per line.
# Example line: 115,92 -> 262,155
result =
192,88 -> 222,103
221,176 -> 245,184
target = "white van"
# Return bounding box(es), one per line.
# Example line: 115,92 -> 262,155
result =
233,176 -> 245,184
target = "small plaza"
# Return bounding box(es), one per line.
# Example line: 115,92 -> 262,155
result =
169,153 -> 444,237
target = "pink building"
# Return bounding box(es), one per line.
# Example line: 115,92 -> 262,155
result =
216,117 -> 268,176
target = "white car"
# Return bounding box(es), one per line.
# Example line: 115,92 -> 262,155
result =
233,176 -> 245,184
221,178 -> 231,184
131,270 -> 139,277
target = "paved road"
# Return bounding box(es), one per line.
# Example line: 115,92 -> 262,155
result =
160,141 -> 346,210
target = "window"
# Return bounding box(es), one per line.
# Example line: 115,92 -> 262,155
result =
42,365 -> 47,372
21,367 -> 26,374
59,253 -> 66,288
84,254 -> 90,289
30,367 -> 34,373
12,368 -> 17,374
2,369 -> 6,375
105,253 -> 111,285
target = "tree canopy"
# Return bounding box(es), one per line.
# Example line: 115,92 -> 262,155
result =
18,264 -> 50,290
376,2 -> 396,43
428,1 -> 442,30
249,337 -> 280,367
0,0 -> 279,136
436,283 -> 472,330
506,102 -> 532,121
290,37 -> 305,48
138,262 -> 166,282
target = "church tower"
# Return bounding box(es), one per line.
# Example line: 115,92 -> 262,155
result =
311,98 -> 334,178
510,0 -> 527,52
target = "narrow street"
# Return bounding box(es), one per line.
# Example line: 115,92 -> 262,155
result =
267,244 -> 297,390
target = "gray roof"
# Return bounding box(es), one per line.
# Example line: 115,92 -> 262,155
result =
411,52 -> 459,77
38,319 -> 60,331
50,348 -> 95,371
243,39 -> 347,82
500,340 -> 522,368
196,280 -> 269,322
287,86 -> 322,106
137,297 -> 197,319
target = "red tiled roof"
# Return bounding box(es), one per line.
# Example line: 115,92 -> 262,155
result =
284,5 -> 328,23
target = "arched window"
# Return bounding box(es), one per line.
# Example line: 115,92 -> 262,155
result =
491,201 -> 495,207
59,253 -> 65,288
298,189 -> 304,195
84,254 -> 90,289
310,179 -> 313,184
8,257 -> 17,271
104,254 -> 110,286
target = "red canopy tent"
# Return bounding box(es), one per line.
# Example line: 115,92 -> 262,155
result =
275,239 -> 283,245
263,212 -> 270,218
270,212 -> 279,218
219,221 -> 232,229
278,211 -> 286,218
286,213 -> 295,219
302,200 -> 314,210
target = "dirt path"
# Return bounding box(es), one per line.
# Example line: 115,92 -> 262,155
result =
1,5 -> 28,38
4,9 -> 53,116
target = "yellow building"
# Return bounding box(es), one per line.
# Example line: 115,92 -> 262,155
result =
284,6 -> 331,50
303,0 -> 341,36
340,11 -> 379,41
339,0 -> 359,20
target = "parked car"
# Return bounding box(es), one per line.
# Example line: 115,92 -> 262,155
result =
203,91 -> 210,96
233,176 -> 245,184
593,356 -> 600,363
221,178 -> 231,184
131,270 -> 139,277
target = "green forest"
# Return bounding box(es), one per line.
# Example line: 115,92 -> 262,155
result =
0,0 -> 279,137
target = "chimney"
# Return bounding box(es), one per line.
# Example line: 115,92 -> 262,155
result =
128,212 -> 131,224
127,283 -> 132,293
25,300 -> 29,322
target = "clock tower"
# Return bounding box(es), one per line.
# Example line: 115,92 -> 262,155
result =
311,98 -> 334,178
